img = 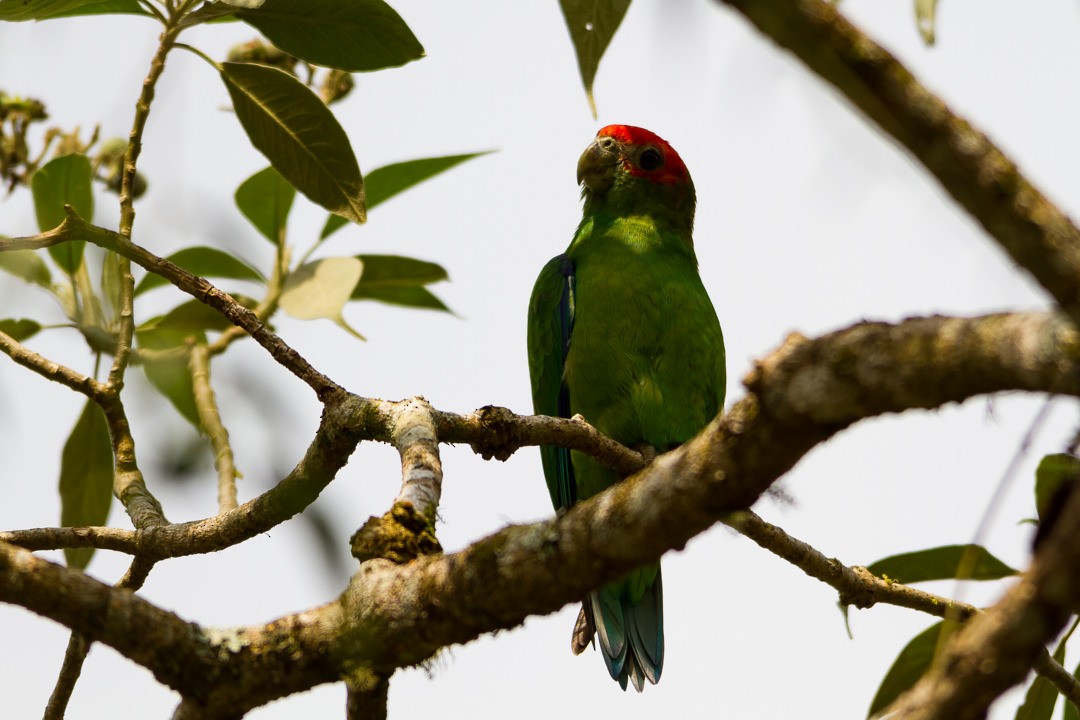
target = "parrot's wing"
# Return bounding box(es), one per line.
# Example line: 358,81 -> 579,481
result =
527,253 -> 577,510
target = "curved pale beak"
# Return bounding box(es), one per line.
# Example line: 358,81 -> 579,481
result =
576,138 -> 619,194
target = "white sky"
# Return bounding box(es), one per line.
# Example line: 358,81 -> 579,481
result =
2,1 -> 1080,718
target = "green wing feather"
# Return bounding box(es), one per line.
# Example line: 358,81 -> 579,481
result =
527,253 -> 576,510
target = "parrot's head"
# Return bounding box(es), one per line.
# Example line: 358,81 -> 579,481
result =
577,124 -> 696,233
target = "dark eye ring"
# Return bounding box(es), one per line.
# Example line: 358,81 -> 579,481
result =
639,147 -> 663,171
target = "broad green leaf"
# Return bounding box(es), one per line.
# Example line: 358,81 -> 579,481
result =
349,255 -> 450,312
558,0 -> 631,118
237,0 -> 423,72
865,544 -> 1017,584
59,399 -> 114,570
0,248 -> 52,287
45,0 -> 149,17
143,295 -> 258,333
1035,454 -> 1080,523
136,324 -> 204,429
915,0 -> 937,46
154,300 -> 236,333
280,257 -> 364,339
1014,637 -> 1065,720
235,165 -> 295,244
320,152 -> 491,240
354,255 -> 447,287
349,255 -> 451,313
221,62 -> 365,224
353,284 -> 449,312
134,246 -> 265,296
0,0 -> 107,20
868,621 -> 943,717
31,153 -> 93,273
222,0 -> 263,7
0,318 -> 42,341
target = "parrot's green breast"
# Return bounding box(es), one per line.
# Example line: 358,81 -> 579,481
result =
563,213 -> 726,501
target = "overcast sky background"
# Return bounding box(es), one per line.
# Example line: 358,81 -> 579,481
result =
2,1 -> 1080,718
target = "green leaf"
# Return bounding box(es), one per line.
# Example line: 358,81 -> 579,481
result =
0,318 -> 42,341
235,165 -> 295,244
59,399 -> 114,570
280,257 -> 365,339
101,251 -> 124,321
154,300 -> 236,333
134,246 -> 265,296
352,284 -> 449,312
221,62 -> 365,224
1036,454 -> 1080,523
558,0 -> 631,118
0,248 -> 52,287
0,0 -> 108,20
320,152 -> 491,240
136,325 -> 204,429
222,0 -> 263,7
31,153 -> 93,273
349,255 -> 451,312
1014,636 -> 1065,720
915,0 -> 937,46
865,544 -> 1017,584
236,0 -> 424,72
45,0 -> 149,17
868,621 -> 943,717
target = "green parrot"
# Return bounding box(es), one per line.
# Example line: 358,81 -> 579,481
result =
527,125 -> 726,691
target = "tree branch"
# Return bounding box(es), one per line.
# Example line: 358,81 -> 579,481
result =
1,310 -> 1078,715
727,510 -> 1080,710
190,343 -> 239,513
716,0 -> 1080,326
0,209 -> 342,401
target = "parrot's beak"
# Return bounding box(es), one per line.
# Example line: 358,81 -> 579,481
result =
576,137 -> 619,195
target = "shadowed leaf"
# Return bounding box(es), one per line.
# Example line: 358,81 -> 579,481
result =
350,255 -> 450,312
0,248 -> 51,288
221,62 -> 365,223
31,153 -> 93,272
558,0 -> 631,117
0,318 -> 42,341
136,324 -> 205,430
135,246 -> 264,296
45,0 -> 149,16
59,399 -> 114,570
237,0 -> 423,72
235,165 -> 295,244
865,544 -> 1017,584
0,0 -> 110,20
868,622 -> 942,717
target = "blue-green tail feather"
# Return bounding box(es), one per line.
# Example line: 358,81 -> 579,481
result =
587,566 -> 664,691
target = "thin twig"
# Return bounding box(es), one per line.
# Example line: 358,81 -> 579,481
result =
190,344 -> 239,513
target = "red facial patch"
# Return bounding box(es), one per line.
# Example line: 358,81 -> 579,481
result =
596,124 -> 690,185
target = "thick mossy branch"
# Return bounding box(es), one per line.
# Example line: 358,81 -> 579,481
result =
717,0 -> 1080,326
2,311 -> 1079,715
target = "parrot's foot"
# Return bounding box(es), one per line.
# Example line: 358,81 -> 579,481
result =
634,443 -> 658,466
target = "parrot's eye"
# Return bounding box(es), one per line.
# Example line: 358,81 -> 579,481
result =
638,147 -> 663,171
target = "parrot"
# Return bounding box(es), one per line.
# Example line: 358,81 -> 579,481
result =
527,125 -> 726,691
